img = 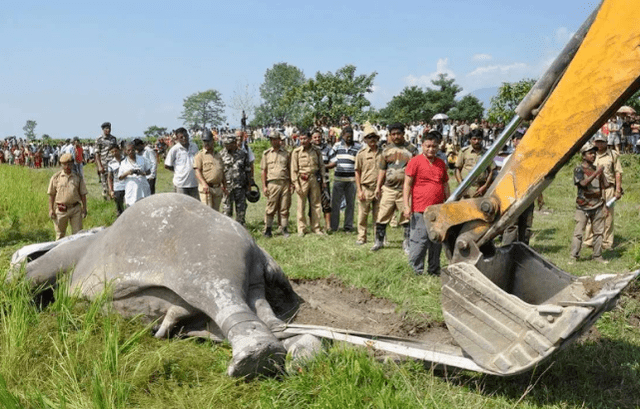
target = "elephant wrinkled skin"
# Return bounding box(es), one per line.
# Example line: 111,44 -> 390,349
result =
10,193 -> 306,378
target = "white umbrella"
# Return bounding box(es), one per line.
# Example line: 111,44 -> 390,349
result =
617,105 -> 636,115
432,113 -> 448,120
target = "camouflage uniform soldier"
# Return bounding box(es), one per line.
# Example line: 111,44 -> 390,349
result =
372,123 -> 418,252
221,134 -> 252,225
260,131 -> 291,237
95,122 -> 117,200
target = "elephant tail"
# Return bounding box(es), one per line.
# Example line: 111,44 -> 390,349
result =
260,247 -> 299,320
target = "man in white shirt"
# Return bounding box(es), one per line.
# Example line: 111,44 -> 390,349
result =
164,128 -> 199,199
134,138 -> 158,194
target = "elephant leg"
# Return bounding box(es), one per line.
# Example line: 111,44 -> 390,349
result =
154,304 -> 195,338
219,308 -> 287,378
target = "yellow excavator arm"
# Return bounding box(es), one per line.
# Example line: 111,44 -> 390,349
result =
420,0 -> 640,375
426,0 -> 640,255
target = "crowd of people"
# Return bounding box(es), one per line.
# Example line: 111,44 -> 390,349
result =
3,110 -> 631,272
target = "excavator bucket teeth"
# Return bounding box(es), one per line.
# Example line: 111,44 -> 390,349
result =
441,243 -> 639,375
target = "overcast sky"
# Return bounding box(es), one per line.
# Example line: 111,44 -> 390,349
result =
1,0 -> 601,139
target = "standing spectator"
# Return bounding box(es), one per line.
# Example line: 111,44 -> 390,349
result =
164,128 -> 199,200
107,143 -> 126,216
312,129 -> 333,230
403,131 -> 450,275
73,137 -> 84,179
193,130 -> 227,212
571,142 -> 607,263
95,122 -> 117,200
118,141 -> 151,208
354,125 -> 381,245
455,129 -> 494,198
291,131 -> 325,236
221,134 -> 252,225
583,134 -> 623,250
607,115 -> 622,153
372,123 -> 418,252
47,153 -> 88,240
135,138 -> 158,194
260,131 -> 291,237
329,126 -> 361,233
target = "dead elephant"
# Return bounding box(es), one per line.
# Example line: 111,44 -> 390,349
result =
10,193 -> 319,378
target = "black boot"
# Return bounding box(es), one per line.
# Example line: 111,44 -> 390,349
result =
370,224 -> 386,251
264,226 -> 272,238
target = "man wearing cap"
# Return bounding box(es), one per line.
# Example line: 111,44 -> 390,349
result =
354,124 -> 381,245
260,131 -> 291,237
134,138 -> 158,195
47,153 -> 88,240
194,130 -> 227,211
291,131 -> 325,236
583,133 -> 623,250
571,142 -> 607,263
95,122 -> 118,200
221,134 -> 252,225
164,127 -> 199,200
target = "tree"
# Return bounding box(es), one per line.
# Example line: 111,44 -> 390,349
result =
228,82 -> 258,127
624,89 -> 640,114
253,63 -> 306,126
144,125 -> 168,139
379,86 -> 429,124
426,73 -> 462,115
283,65 -> 377,128
379,73 -> 464,124
448,95 -> 484,122
23,120 -> 37,140
487,79 -> 536,123
180,89 -> 226,130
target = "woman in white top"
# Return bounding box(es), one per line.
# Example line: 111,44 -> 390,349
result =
118,141 -> 151,207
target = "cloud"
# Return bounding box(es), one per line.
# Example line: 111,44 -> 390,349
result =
554,27 -> 574,45
461,62 -> 535,93
403,58 -> 456,87
472,53 -> 492,62
467,63 -> 528,77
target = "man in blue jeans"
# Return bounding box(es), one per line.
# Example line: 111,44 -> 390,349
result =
329,126 -> 361,232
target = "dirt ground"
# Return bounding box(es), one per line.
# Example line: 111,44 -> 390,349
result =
288,276 -> 454,345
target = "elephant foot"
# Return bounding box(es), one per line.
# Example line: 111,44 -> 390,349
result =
226,321 -> 286,378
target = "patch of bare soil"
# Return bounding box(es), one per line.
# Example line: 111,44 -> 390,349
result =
289,276 -> 454,345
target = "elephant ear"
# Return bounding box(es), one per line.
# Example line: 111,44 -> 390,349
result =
260,247 -> 299,320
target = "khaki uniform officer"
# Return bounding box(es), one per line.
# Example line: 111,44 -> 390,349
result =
260,131 -> 291,237
291,132 -> 325,236
583,134 -> 623,249
355,125 -> 381,245
454,129 -> 494,198
48,153 -> 88,240
194,130 -> 227,211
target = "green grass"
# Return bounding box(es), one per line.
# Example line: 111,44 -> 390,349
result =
0,151 -> 639,408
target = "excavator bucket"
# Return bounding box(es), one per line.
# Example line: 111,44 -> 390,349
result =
441,243 -> 639,375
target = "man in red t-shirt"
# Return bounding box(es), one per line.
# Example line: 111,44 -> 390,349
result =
403,131 -> 450,275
